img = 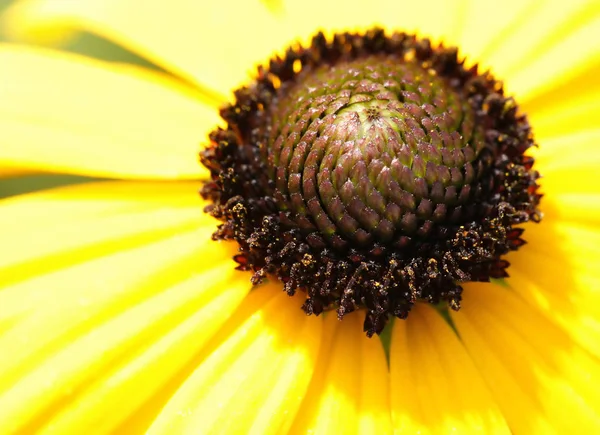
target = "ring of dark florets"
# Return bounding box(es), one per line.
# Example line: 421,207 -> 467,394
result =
200,29 -> 542,336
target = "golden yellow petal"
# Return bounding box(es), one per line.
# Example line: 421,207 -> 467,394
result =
532,131 -> 600,196
520,58 -> 599,138
119,282 -> 281,434
390,305 -> 511,434
41,271 -> 249,434
2,0 -> 287,97
507,220 -> 600,359
504,14 -> 600,102
0,181 -> 201,231
285,313 -> 339,434
0,181 -> 218,288
474,0 -> 600,100
543,194 -> 600,227
524,84 -> 600,140
0,258 -> 249,434
0,166 -> 39,178
534,128 -> 600,228
388,317 -> 430,435
458,0 -> 542,63
4,0 -> 474,97
289,311 -> 392,434
452,283 -> 600,433
146,286 -> 323,435
279,0 -> 467,47
0,182 -> 255,433
0,44 -> 219,179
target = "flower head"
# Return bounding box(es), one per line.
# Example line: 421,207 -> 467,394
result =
201,29 -> 541,334
0,0 -> 599,433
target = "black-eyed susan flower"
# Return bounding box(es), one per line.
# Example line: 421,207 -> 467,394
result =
0,0 -> 599,433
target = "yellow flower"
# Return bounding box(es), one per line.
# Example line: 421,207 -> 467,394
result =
0,0 -> 599,434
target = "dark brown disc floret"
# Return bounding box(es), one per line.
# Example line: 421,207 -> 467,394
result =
200,29 -> 542,336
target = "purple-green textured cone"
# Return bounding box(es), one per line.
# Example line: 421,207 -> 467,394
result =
267,55 -> 485,248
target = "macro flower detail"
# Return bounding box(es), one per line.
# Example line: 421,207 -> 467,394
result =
0,0 -> 598,433
201,30 -> 541,335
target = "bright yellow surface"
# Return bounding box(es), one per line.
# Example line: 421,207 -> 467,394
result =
0,182 -> 212,287
391,305 -> 511,434
533,131 -> 600,196
0,44 -> 220,179
0,0 -> 477,96
0,182 -> 253,433
2,0 -> 290,97
452,284 -> 600,433
474,0 -> 600,100
508,221 -> 600,360
526,89 -> 600,140
147,287 -> 322,435
0,166 -> 38,177
289,312 -> 392,434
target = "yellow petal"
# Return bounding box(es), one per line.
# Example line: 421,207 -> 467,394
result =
118,280 -> 281,434
146,285 -> 323,435
532,131 -> 600,196
451,283 -> 600,433
0,166 -> 39,178
279,0 -> 467,47
0,255 -> 249,434
0,180 -> 202,232
458,0 -> 543,63
390,305 -> 510,434
0,181 -> 219,288
289,311 -> 392,435
542,193 -> 600,227
505,14 -> 600,102
0,182 -> 254,433
4,0 -> 473,97
533,130 -> 600,169
507,220 -> 600,359
2,0 -> 288,97
475,0 -> 600,101
388,318 -> 430,435
524,83 -> 600,140
0,43 -> 220,179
